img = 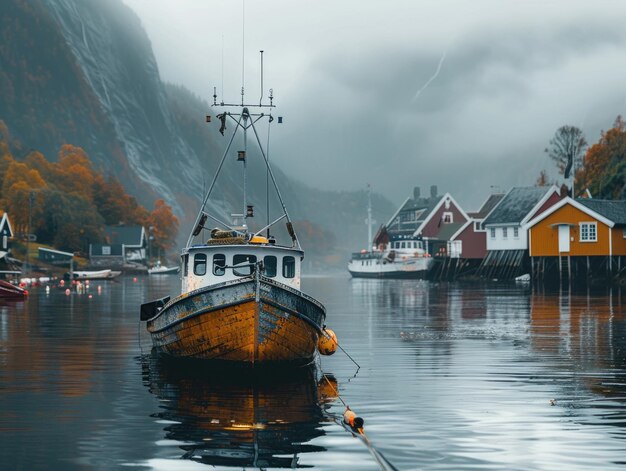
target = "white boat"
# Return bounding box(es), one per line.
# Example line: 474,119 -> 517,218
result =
348,186 -> 433,278
148,260 -> 179,275
67,269 -> 121,280
139,65 -> 331,366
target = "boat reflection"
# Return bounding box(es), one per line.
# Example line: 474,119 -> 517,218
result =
142,353 -> 337,468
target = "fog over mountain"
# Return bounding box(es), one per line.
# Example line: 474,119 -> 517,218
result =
0,0 -> 394,264
124,0 -> 626,209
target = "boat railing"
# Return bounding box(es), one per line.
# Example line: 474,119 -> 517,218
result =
351,251 -> 382,261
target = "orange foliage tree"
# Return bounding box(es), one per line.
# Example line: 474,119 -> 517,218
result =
576,116 -> 626,199
147,199 -> 179,254
1,159 -> 47,234
0,123 -> 179,253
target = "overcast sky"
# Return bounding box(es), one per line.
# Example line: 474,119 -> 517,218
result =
124,0 -> 626,209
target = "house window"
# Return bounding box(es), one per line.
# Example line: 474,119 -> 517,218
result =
513,227 -> 519,238
233,254 -> 257,276
502,227 -> 508,239
580,222 -> 597,242
474,222 -> 482,231
193,253 -> 207,276
212,254 -> 226,276
263,255 -> 277,277
443,212 -> 453,224
283,256 -> 296,278
102,246 -> 111,255
490,228 -> 496,239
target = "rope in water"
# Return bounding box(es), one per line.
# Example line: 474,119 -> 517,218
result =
320,373 -> 399,471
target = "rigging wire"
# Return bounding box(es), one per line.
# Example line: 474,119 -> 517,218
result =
266,110 -> 272,237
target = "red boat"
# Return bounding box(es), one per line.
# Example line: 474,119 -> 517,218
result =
0,280 -> 28,300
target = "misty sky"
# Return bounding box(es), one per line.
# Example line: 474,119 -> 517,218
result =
124,0 -> 626,209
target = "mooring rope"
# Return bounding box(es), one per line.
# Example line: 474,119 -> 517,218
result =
319,372 -> 400,471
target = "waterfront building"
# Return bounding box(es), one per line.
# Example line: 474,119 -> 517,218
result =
89,225 -> 148,267
478,185 -> 561,279
525,197 -> 626,282
0,213 -> 13,260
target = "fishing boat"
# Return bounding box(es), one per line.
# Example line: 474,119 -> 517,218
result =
140,68 -> 333,366
148,260 -> 179,275
347,185 -> 433,279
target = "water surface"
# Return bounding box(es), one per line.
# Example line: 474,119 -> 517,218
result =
1,275 -> 625,470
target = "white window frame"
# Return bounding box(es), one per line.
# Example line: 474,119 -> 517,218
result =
513,227 -> 519,239
579,222 -> 597,242
502,227 -> 508,239
443,212 -> 453,224
490,228 -> 496,239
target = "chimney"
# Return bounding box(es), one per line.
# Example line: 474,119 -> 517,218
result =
430,185 -> 438,198
413,186 -> 420,201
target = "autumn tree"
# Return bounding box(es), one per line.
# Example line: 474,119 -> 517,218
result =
37,189 -> 103,252
54,144 -> 96,201
535,170 -> 549,187
93,174 -> 149,225
545,125 -> 587,179
577,116 -> 626,199
1,160 -> 46,234
147,199 -> 179,254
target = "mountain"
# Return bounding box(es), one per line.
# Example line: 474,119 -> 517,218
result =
0,0 -> 394,264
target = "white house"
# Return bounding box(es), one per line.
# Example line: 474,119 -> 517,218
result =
483,186 -> 561,252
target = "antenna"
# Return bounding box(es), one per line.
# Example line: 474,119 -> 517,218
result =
259,50 -> 264,106
241,0 -> 245,106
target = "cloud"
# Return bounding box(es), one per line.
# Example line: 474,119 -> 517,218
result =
124,0 -> 626,209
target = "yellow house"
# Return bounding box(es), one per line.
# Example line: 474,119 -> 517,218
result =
525,197 -> 626,257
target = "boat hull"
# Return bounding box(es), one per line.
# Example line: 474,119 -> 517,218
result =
347,257 -> 433,279
348,268 -> 429,279
146,278 -> 325,365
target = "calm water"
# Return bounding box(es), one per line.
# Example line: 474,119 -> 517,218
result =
1,275 -> 626,470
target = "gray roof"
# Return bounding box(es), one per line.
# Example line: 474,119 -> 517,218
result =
104,226 -> 145,246
576,199 -> 626,225
469,194 -> 506,219
483,187 -> 553,225
387,195 -> 442,235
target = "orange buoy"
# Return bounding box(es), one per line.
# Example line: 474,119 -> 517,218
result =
343,407 -> 364,430
318,328 -> 338,355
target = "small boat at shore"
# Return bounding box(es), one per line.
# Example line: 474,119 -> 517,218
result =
0,279 -> 28,300
140,78 -> 333,366
148,260 -> 179,275
66,269 -> 121,280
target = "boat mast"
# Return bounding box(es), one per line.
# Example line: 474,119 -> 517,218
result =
185,51 -> 302,250
367,183 -> 372,250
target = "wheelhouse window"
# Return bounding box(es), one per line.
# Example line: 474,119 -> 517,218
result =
263,255 -> 277,277
212,254 -> 226,276
580,222 -> 597,242
193,253 -> 207,276
283,256 -> 296,278
233,254 -> 257,276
